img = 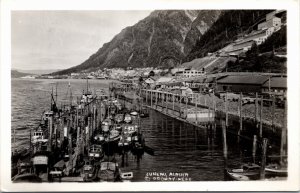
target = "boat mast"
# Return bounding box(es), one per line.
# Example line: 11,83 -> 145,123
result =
70,87 -> 73,107
55,82 -> 58,104
86,78 -> 89,94
51,87 -> 53,110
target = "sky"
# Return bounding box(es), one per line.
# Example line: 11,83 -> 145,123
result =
11,10 -> 152,70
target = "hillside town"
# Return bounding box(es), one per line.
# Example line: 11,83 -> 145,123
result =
23,10 -> 287,101
8,8 -> 292,186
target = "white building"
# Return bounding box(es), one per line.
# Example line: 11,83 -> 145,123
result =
176,68 -> 205,78
257,17 -> 281,30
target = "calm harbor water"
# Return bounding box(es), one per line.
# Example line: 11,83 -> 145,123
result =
11,78 -> 281,181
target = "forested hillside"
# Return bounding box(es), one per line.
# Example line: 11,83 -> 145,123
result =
185,10 -> 273,61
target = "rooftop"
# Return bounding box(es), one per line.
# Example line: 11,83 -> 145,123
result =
262,77 -> 287,88
217,75 -> 268,85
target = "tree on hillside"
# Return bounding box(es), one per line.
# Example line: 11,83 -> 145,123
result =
246,42 -> 262,71
149,71 -> 155,77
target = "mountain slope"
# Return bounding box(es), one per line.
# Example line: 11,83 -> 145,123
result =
54,10 -> 221,75
11,70 -> 32,78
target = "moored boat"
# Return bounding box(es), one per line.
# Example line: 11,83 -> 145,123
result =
265,163 -> 287,177
89,144 -> 104,160
226,163 -> 260,181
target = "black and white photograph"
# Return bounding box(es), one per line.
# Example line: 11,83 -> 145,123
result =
1,0 -> 299,191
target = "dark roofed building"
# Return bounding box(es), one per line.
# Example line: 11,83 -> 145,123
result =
262,77 -> 287,95
216,75 -> 269,93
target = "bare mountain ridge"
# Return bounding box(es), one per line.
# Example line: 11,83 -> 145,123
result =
54,10 -> 222,75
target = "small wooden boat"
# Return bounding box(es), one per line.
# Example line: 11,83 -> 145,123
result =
226,163 -> 260,181
226,172 -> 250,181
265,163 -> 287,177
12,173 -> 42,183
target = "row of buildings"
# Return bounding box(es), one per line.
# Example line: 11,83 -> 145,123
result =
140,74 -> 287,97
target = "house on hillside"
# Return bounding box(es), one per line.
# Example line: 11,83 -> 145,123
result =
216,75 -> 268,93
261,76 -> 287,95
224,10 -> 283,56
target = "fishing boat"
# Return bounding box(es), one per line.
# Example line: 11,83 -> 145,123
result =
123,124 -> 138,135
80,79 -> 96,106
32,128 -> 48,144
124,114 -> 132,123
89,145 -> 104,160
97,161 -> 121,182
82,160 -> 98,182
226,163 -> 260,181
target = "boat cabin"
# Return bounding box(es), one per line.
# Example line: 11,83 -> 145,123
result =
241,163 -> 260,172
44,111 -> 54,118
89,145 -> 103,158
32,130 -> 48,144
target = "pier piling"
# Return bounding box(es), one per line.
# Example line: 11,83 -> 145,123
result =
260,138 -> 268,180
225,92 -> 228,127
252,135 -> 257,163
260,96 -> 263,138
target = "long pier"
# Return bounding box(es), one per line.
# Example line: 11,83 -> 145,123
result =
111,82 -> 287,140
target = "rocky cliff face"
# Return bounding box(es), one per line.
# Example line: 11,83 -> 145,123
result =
55,10 -> 222,75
